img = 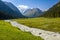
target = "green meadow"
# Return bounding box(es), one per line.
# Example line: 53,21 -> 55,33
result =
0,20 -> 43,40
14,17 -> 60,33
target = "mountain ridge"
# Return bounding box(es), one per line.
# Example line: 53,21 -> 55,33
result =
0,0 -> 25,19
41,2 -> 60,17
23,8 -> 42,18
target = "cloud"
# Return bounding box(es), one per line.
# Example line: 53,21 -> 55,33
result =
17,5 -> 29,12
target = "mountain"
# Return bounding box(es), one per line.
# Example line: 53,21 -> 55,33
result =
0,0 -> 25,19
4,2 -> 20,14
23,8 -> 42,18
42,2 -> 60,17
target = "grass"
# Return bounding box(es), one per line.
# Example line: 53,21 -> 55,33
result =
0,20 -> 43,40
14,17 -> 60,33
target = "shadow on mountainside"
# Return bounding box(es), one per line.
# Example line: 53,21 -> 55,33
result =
0,12 -> 25,20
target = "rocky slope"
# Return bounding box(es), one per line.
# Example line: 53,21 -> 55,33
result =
23,8 -> 42,17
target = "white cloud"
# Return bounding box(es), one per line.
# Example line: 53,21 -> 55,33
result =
17,5 -> 29,12
18,5 -> 29,9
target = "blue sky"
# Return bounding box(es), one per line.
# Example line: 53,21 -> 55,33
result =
2,0 -> 59,11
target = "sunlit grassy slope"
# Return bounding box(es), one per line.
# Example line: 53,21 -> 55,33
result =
0,20 -> 43,40
14,17 -> 60,33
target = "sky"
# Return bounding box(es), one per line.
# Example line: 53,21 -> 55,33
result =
2,0 -> 59,11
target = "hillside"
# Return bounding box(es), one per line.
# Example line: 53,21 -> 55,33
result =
0,1 -> 25,19
42,2 -> 60,17
0,20 -> 43,40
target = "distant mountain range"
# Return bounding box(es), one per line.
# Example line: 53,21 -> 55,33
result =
23,8 -> 42,17
0,0 -> 60,19
42,2 -> 60,17
0,0 -> 25,19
